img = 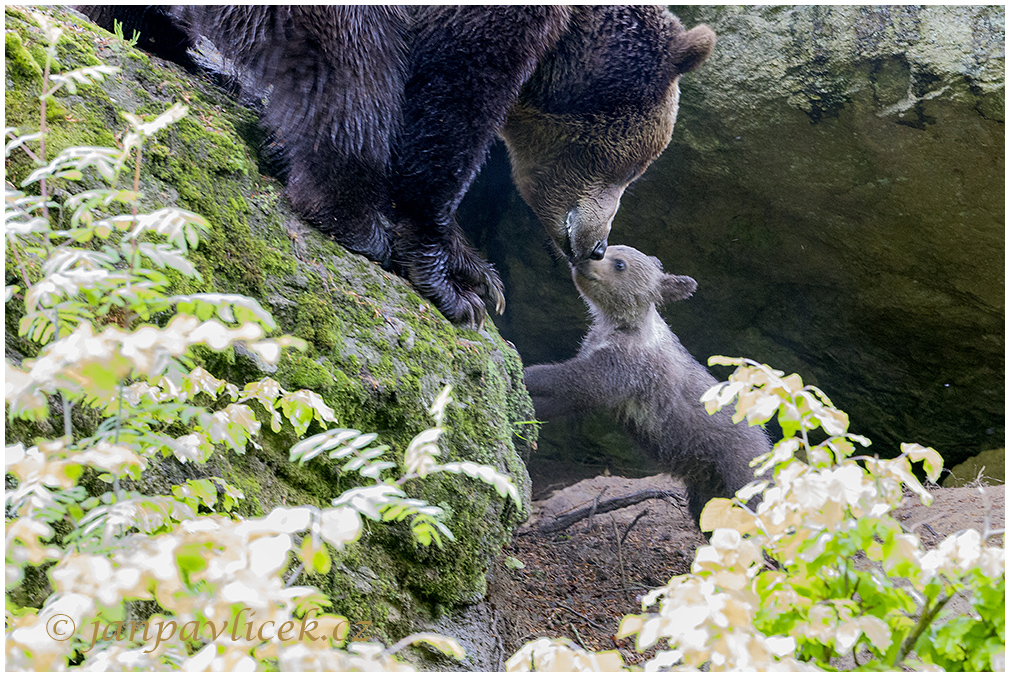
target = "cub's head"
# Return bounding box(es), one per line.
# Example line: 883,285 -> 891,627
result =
502,7 -> 714,265
573,244 -> 696,328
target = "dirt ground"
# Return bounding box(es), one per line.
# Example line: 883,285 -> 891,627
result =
492,473 -> 1005,666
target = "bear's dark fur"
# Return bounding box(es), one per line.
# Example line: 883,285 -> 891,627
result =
523,245 -> 770,524
74,6 -> 714,327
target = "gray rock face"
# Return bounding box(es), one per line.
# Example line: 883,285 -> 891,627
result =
460,5 -> 1004,474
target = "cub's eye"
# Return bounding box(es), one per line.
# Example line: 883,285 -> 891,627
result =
614,259 -> 626,272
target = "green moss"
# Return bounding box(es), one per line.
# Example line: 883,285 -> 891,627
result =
168,116 -> 250,175
4,414 -> 59,450
291,292 -> 341,350
139,110 -> 276,298
5,18 -> 130,180
277,352 -> 335,391
5,7 -> 538,649
4,5 -> 35,24
53,26 -> 102,69
942,448 -> 1005,488
5,32 -> 43,83
258,247 -> 296,277
302,542 -> 417,644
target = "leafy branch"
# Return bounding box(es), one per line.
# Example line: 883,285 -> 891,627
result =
5,13 -> 525,670
508,357 -> 1004,672
291,384 -> 521,548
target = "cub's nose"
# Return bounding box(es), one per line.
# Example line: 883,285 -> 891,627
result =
589,239 -> 608,260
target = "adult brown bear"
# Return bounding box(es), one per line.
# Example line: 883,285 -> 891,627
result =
75,6 -> 714,327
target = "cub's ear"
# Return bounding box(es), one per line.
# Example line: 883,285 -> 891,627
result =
659,274 -> 697,304
669,24 -> 716,75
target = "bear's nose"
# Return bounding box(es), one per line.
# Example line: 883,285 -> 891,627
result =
589,239 -> 608,260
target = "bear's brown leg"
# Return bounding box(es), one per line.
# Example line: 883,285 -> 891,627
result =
178,6 -> 407,265
284,156 -> 395,264
390,7 -> 571,324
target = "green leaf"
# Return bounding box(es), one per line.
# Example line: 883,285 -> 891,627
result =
289,429 -> 357,464
708,355 -> 746,367
414,524 -> 432,547
505,556 -> 525,569
439,461 -> 521,506
350,433 -> 378,449
175,543 -> 209,576
400,633 -> 466,659
80,361 -> 123,395
307,544 -> 332,575
901,443 -> 944,483
383,504 -> 406,521
125,102 -> 188,137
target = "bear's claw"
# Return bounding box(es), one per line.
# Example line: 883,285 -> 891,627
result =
445,229 -> 506,316
400,242 -> 496,329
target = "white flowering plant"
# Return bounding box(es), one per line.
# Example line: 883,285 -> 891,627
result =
508,357 -> 1004,672
6,13 -> 519,670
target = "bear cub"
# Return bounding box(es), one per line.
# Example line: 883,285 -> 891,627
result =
523,245 -> 770,525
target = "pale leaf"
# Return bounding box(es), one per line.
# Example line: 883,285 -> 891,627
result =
901,442 -> 944,483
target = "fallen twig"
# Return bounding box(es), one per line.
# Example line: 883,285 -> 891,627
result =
557,603 -> 608,631
620,509 -> 650,547
570,623 -> 590,652
612,515 -> 626,590
538,489 -> 685,534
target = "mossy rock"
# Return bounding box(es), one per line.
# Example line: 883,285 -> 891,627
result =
5,6 -> 534,669
942,448 -> 1006,488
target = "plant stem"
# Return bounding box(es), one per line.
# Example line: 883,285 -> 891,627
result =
800,420 -> 811,455
894,592 -> 950,667
8,239 -> 34,290
128,141 -> 141,271
115,382 -> 124,444
53,308 -> 73,440
132,144 -> 142,218
7,129 -> 42,163
381,634 -> 416,658
39,50 -> 52,250
284,562 -> 304,587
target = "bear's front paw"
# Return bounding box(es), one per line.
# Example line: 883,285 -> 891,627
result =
453,252 -> 505,316
439,287 -> 489,330
401,246 -> 493,329
444,230 -> 505,315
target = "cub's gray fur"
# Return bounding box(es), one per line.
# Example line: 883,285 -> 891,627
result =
523,245 -> 770,524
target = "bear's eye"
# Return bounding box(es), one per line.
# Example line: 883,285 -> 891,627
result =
621,163 -> 649,186
614,259 -> 626,272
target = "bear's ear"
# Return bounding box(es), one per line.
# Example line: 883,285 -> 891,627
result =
669,24 -> 716,75
659,274 -> 697,304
